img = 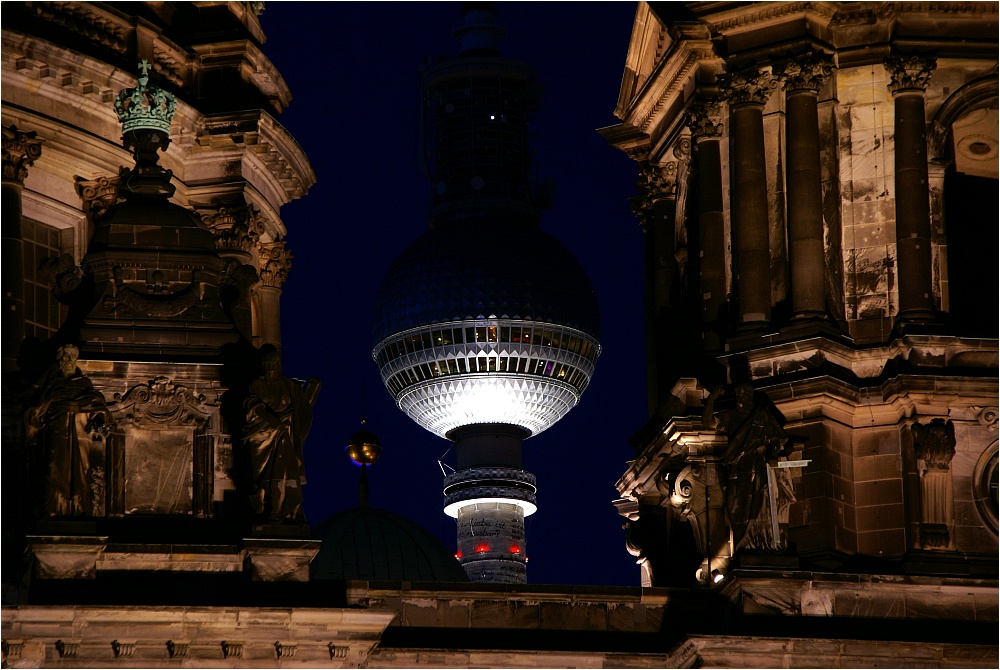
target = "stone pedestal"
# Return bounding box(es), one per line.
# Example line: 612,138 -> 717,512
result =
242,538 -> 320,582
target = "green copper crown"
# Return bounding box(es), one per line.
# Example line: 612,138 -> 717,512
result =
114,60 -> 177,134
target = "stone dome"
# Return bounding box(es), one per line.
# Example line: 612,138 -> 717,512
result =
372,221 -> 601,347
311,506 -> 469,582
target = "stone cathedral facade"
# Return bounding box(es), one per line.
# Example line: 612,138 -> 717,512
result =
1,2 -> 997,668
606,0 -> 997,596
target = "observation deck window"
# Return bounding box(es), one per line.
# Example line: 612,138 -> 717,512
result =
500,327 -> 511,342
487,326 -> 498,342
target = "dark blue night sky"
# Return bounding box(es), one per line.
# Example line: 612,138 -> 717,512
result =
262,3 -> 646,586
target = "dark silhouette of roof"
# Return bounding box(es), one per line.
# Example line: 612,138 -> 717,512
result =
312,506 -> 470,582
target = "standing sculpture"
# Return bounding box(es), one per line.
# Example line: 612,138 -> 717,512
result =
243,347 -> 321,524
24,344 -> 110,517
703,383 -> 793,550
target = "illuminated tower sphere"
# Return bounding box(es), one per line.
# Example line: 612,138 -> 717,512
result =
372,5 -> 601,584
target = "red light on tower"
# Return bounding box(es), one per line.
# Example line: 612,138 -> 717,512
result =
455,550 -> 462,559
475,544 -> 489,554
510,545 -> 521,554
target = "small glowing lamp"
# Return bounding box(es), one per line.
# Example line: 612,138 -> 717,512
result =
475,544 -> 489,554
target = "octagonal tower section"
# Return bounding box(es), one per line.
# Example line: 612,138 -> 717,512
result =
372,5 -> 601,584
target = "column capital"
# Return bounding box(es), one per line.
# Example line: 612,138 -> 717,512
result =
720,63 -> 777,107
2,125 -> 44,184
630,160 -> 678,230
258,239 -> 292,288
687,101 -> 724,140
201,203 -> 265,254
74,171 -> 126,223
885,53 -> 936,94
776,51 -> 833,93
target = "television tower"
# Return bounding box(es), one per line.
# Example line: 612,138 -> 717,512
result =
372,4 -> 601,583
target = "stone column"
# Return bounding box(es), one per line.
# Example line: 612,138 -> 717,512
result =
780,53 -> 832,319
724,64 -> 777,331
2,125 -> 43,372
631,159 -> 679,414
257,240 -> 292,350
912,418 -> 955,549
886,54 -> 937,322
687,101 -> 726,351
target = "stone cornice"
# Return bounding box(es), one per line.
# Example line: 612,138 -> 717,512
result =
12,2 -> 289,109
192,112 -> 316,205
690,2 -> 838,34
722,334 -> 997,382
191,40 -> 292,113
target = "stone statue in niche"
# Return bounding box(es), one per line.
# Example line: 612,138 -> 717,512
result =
244,346 -> 321,523
24,344 -> 110,517
704,383 -> 792,551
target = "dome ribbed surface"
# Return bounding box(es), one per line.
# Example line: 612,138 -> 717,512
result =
311,506 -> 469,582
372,223 -> 600,346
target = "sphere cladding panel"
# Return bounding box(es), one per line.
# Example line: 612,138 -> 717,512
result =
371,224 -> 601,346
396,375 -> 579,438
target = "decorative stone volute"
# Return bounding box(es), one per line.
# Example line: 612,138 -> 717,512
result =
719,63 -> 777,106
111,377 -> 211,429
2,124 -> 44,184
912,418 -> 956,470
885,53 -> 936,94
686,101 -> 724,140
258,239 -> 292,288
74,172 -> 126,223
776,51 -> 833,93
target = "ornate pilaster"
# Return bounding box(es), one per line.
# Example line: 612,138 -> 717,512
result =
687,100 -> 727,351
256,239 -> 292,348
723,64 -> 777,330
777,52 -> 833,319
912,418 -> 956,549
2,125 -> 43,374
632,159 -> 680,413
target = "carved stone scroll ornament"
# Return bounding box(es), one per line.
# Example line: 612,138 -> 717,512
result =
686,101 -> 724,140
2,125 -> 44,184
201,205 -> 266,254
885,53 -> 936,94
257,240 -> 293,289
975,406 -> 999,431
74,172 -> 126,223
103,266 -> 213,318
719,63 -> 777,107
38,253 -> 84,303
911,418 -> 956,549
623,506 -> 669,587
111,377 -> 211,429
775,51 -> 833,93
